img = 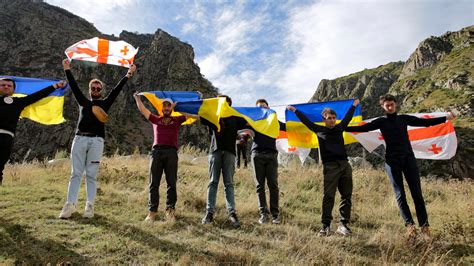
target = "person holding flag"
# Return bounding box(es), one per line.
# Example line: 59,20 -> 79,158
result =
287,99 -> 360,237
133,92 -> 198,222
59,59 -> 136,219
0,78 -> 67,185
346,94 -> 455,239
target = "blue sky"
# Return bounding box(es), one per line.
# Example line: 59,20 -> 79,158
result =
46,0 -> 473,116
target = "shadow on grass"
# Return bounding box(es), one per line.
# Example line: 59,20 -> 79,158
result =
0,218 -> 89,264
75,214 -> 256,264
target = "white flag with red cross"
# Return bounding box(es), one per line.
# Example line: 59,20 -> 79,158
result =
65,37 -> 138,68
349,112 -> 457,160
276,130 -> 311,163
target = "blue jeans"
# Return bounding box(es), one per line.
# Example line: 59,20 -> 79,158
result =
66,135 -> 104,204
206,150 -> 236,214
385,155 -> 428,226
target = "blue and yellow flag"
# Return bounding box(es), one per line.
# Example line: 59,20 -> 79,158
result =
141,91 -> 279,138
285,99 -> 362,148
2,76 -> 68,125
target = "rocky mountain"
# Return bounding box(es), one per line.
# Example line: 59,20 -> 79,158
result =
0,0 -> 218,161
310,25 -> 474,179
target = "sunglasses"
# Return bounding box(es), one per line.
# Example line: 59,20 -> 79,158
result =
90,86 -> 102,92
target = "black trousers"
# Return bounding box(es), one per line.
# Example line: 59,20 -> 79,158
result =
252,152 -> 279,217
321,160 -> 353,226
236,144 -> 248,168
385,155 -> 428,226
0,134 -> 14,183
148,147 -> 178,212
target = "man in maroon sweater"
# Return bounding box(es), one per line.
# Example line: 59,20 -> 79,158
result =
134,92 -> 197,221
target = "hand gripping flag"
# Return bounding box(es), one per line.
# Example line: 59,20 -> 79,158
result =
65,37 -> 138,68
140,91 -> 201,125
285,99 -> 363,148
349,112 -> 457,160
2,76 -> 69,125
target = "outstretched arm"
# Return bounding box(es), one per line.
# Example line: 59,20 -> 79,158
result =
133,92 -> 151,120
286,105 -> 326,133
63,58 -> 87,105
103,64 -> 137,106
346,119 -> 380,132
19,81 -> 67,107
404,112 -> 455,127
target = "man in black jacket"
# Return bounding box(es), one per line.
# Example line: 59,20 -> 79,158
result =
0,77 -> 67,185
59,59 -> 136,219
346,94 -> 455,239
287,99 -> 359,236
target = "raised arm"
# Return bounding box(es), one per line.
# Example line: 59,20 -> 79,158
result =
337,99 -> 359,129
287,105 -> 326,133
18,81 -> 67,108
63,59 -> 87,105
404,113 -> 453,127
133,92 -> 151,120
103,64 -> 136,106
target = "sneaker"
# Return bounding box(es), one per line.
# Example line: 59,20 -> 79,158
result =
420,225 -> 431,239
229,213 -> 241,228
258,213 -> 269,224
406,224 -> 417,240
271,215 -> 281,224
83,202 -> 94,218
336,223 -> 352,236
59,202 -> 77,219
165,208 -> 176,222
201,212 -> 214,224
317,225 -> 330,237
145,211 -> 157,222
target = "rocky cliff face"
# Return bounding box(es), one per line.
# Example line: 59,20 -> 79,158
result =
310,25 -> 474,179
0,0 -> 218,161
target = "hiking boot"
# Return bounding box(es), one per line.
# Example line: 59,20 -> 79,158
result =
145,211 -> 157,222
83,202 -> 94,218
229,213 -> 241,228
59,202 -> 77,219
271,215 -> 281,224
165,208 -> 176,222
201,212 -> 214,224
258,213 -> 269,224
317,225 -> 330,237
420,225 -> 431,239
336,223 -> 352,236
406,224 -> 417,240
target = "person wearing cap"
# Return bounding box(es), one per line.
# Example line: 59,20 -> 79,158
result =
59,59 -> 136,219
133,93 -> 198,222
0,78 -> 67,186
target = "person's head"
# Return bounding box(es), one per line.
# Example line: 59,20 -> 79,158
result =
0,78 -> 16,97
89,79 -> 104,100
255,99 -> 269,109
321,108 -> 337,128
162,98 -> 173,117
379,94 -> 397,114
218,94 -> 232,106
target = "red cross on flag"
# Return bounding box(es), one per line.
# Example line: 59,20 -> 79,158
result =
349,112 -> 457,160
65,37 -> 138,68
276,131 -> 311,163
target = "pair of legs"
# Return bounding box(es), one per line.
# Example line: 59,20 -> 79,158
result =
148,147 -> 178,212
385,155 -> 429,227
0,134 -> 14,185
206,150 -> 236,214
321,160 -> 353,227
236,145 -> 248,168
252,152 -> 279,219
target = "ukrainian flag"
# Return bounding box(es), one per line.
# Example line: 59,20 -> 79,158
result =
285,99 -> 362,148
2,76 -> 68,125
141,91 -> 279,138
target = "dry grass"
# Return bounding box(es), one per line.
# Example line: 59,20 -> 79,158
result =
0,153 -> 472,264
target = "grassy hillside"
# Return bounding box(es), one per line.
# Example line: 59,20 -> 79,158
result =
0,149 -> 473,264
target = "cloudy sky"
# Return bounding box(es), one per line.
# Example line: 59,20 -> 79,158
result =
46,0 -> 473,114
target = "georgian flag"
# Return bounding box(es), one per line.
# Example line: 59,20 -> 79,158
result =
276,131 -> 311,163
349,112 -> 457,160
65,37 -> 138,68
